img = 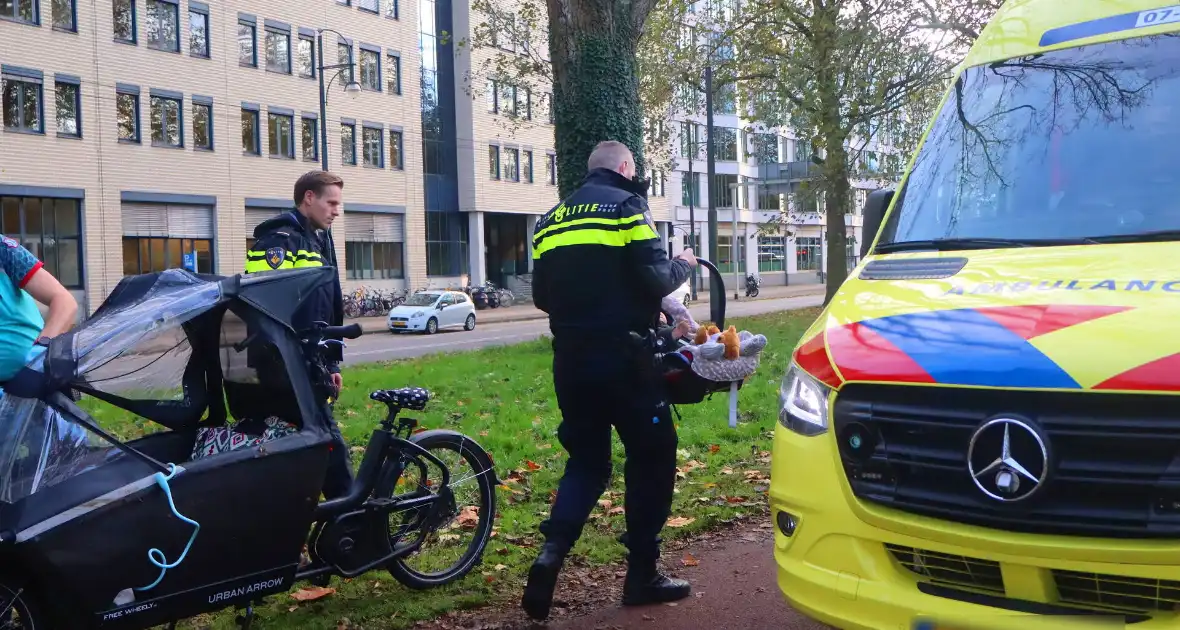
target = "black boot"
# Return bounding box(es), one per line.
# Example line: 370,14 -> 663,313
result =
521,540 -> 570,621
621,562 -> 691,606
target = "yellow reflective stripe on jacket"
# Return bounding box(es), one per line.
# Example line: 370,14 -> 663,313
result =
244,248 -> 324,272
532,222 -> 660,259
533,212 -> 646,242
245,249 -> 293,273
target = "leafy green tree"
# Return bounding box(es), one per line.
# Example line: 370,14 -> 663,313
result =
738,0 -> 995,300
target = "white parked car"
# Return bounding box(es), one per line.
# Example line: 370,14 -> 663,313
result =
387,290 -> 476,334
666,279 -> 692,307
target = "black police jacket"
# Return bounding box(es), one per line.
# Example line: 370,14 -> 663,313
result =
246,210 -> 346,367
532,167 -> 691,341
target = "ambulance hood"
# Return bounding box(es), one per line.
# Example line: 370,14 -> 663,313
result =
798,242 -> 1180,393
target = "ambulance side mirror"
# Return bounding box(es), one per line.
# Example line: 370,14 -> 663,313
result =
861,188 -> 894,259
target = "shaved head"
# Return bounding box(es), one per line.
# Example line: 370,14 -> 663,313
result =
587,141 -> 636,179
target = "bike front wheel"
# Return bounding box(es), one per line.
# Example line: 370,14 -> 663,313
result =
378,430 -> 497,589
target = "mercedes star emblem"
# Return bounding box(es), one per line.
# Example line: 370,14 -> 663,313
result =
967,417 -> 1049,502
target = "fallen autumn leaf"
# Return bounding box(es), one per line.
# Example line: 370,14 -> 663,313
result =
291,586 -> 335,602
666,516 -> 695,528
682,553 -> 699,567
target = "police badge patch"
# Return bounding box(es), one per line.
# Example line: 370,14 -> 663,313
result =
265,247 -> 286,269
2,236 -> 18,248
643,209 -> 656,231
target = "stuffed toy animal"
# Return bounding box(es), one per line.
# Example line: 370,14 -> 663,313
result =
720,326 -> 740,359
693,324 -> 721,345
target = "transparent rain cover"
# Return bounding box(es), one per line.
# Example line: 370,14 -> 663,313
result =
0,271 -> 222,503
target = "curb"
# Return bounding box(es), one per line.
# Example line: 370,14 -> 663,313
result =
350,286 -> 825,333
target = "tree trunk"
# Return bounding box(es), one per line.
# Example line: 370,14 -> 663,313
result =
821,142 -> 851,304
546,0 -> 655,198
810,0 -> 849,305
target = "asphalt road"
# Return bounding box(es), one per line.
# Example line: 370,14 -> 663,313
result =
341,294 -> 825,365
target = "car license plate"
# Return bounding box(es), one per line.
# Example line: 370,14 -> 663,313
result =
913,621 -> 964,630
392,321 -> 406,328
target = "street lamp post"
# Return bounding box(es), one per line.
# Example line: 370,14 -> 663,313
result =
314,28 -> 361,272
316,28 -> 362,173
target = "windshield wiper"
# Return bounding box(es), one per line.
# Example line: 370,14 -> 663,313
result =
1079,229 -> 1180,244
874,237 -> 1091,253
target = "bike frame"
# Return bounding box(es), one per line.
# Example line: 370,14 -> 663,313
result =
295,401 -> 453,581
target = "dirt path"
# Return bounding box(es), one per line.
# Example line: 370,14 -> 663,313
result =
412,519 -> 830,630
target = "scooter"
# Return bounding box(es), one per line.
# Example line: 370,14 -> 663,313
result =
745,273 -> 762,298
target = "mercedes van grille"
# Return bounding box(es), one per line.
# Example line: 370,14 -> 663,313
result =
886,544 -> 1004,594
1054,570 -> 1180,614
833,384 -> 1180,538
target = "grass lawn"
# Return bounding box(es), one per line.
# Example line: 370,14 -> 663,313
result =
110,307 -> 819,629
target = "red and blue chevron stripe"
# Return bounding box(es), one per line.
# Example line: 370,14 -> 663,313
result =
810,305 -> 1180,391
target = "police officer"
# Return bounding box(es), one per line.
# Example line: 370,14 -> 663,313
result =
522,141 -> 698,620
245,170 -> 353,500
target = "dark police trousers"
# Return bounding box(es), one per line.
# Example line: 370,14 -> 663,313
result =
323,404 -> 354,500
541,340 -> 678,564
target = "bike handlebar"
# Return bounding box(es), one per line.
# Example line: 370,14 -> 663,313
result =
320,322 -> 364,340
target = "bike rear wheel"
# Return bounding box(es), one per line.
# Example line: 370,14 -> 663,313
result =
378,431 -> 497,589
0,576 -> 46,630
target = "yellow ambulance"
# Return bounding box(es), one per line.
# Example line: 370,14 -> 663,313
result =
772,1 -> 1180,628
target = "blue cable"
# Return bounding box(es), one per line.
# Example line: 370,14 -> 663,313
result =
135,464 -> 201,592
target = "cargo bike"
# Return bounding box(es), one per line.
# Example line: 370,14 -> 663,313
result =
0,267 -> 498,629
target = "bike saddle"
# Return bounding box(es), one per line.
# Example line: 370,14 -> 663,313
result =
370,387 -> 431,411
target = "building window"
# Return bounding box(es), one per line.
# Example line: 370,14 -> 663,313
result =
265,28 -> 290,73
757,236 -> 787,272
358,0 -> 378,12
193,101 -> 212,150
485,79 -> 498,113
52,0 -> 75,30
389,130 -> 403,169
297,36 -> 315,78
268,112 -> 294,158
345,242 -> 403,280
337,41 -> 353,82
2,0 -> 36,24
517,89 -> 531,120
341,122 -> 356,165
717,234 -> 745,274
187,8 -> 209,56
301,117 -> 317,161
650,170 -> 665,197
241,108 -> 259,154
546,154 -> 556,185
503,148 -> 519,182
238,21 -> 256,67
713,127 -> 738,161
116,90 -> 139,142
497,82 -> 516,116
113,0 -> 135,42
359,48 -> 380,90
682,172 -> 700,206
425,211 -> 469,277
711,173 -> 737,207
387,0 -> 399,18
386,53 -> 401,94
546,93 -> 554,124
54,81 -> 80,137
146,0 -> 180,52
1,197 -> 83,288
362,126 -> 383,167
150,95 -> 182,147
2,75 -> 43,133
522,150 -> 533,183
488,145 -> 500,180
122,237 -> 212,275
795,236 -> 820,271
